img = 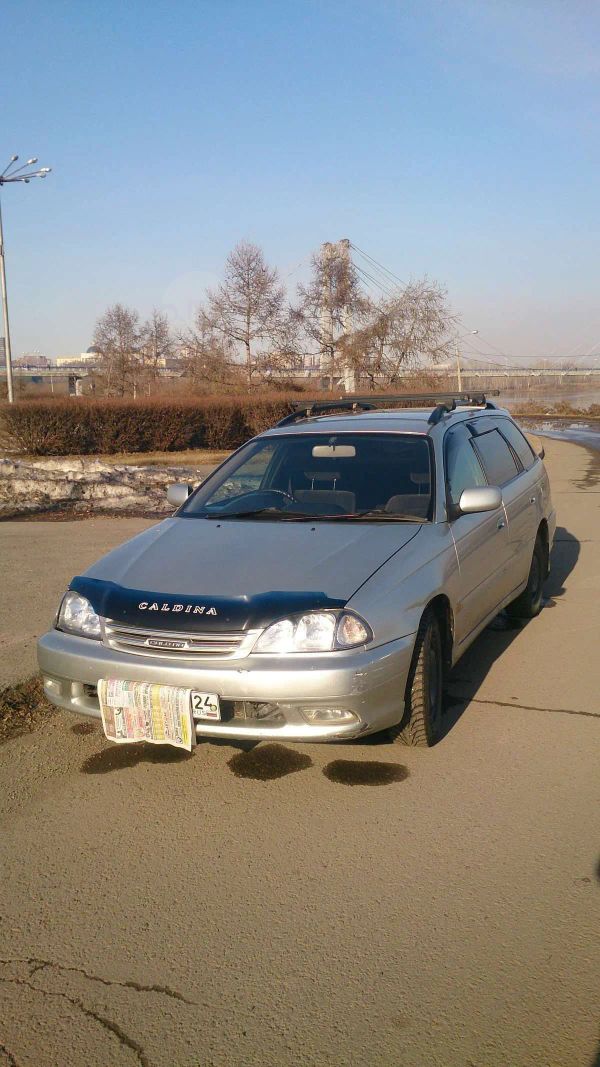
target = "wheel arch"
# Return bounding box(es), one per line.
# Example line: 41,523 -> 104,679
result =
424,594 -> 454,677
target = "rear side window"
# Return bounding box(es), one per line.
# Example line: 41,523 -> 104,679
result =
444,424 -> 487,506
472,429 -> 519,486
498,419 -> 536,470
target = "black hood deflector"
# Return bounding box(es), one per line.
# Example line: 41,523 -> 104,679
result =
70,576 -> 346,632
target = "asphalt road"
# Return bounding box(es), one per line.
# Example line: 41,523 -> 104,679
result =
0,516 -> 155,687
0,437 -> 598,1067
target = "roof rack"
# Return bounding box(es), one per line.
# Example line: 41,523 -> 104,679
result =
275,392 -> 499,428
427,392 -> 500,425
276,398 -> 375,427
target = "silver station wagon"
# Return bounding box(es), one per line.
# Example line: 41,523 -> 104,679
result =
38,394 -> 555,750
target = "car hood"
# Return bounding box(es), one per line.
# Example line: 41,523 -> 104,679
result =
73,517 -> 422,631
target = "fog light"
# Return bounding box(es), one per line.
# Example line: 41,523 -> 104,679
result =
301,708 -> 358,725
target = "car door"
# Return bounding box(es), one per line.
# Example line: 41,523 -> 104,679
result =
444,422 -> 512,646
494,417 -> 543,591
469,420 -> 538,597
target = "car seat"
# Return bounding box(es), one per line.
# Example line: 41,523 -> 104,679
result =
385,494 -> 430,519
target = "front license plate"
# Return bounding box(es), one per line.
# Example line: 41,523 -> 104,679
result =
98,679 -> 197,751
190,691 -> 221,721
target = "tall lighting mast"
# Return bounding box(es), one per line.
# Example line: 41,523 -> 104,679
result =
0,155 -> 52,403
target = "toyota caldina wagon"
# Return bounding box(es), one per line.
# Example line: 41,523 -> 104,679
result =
38,395 -> 554,750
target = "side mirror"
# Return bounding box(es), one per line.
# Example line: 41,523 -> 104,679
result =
167,483 -> 192,508
538,445 -> 545,460
456,486 -> 502,516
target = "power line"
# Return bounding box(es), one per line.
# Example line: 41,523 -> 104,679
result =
350,242 -> 600,367
353,259 -> 395,295
352,249 -> 518,361
350,242 -> 409,288
456,343 -> 516,369
353,262 -> 397,299
577,339 -> 600,359
451,317 -> 509,356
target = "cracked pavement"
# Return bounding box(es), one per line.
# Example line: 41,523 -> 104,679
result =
0,436 -> 599,1066
0,957 -> 194,1066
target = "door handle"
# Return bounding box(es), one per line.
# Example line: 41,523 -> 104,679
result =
529,496 -> 536,504
497,518 -> 506,530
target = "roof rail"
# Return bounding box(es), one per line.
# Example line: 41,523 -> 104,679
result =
275,391 -> 499,428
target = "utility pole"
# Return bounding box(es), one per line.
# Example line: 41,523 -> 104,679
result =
0,155 -> 52,403
455,330 -> 478,393
0,195 -> 14,403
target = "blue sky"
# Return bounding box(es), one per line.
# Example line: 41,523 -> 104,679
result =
2,0 -> 600,360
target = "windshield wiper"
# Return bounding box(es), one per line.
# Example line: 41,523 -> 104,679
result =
205,507 -> 280,519
314,509 -> 425,522
202,507 -> 425,522
203,507 -> 313,520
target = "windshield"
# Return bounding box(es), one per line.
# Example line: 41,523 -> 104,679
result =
180,432 -> 432,521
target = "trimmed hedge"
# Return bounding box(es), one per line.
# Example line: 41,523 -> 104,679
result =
0,383 -> 460,456
0,397 -> 300,455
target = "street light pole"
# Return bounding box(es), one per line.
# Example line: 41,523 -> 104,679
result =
0,155 -> 52,403
455,329 -> 478,392
0,194 -> 14,402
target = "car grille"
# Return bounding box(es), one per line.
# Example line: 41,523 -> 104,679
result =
103,619 -> 251,659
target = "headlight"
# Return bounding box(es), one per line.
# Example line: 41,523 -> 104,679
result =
253,611 -> 371,654
56,591 -> 102,639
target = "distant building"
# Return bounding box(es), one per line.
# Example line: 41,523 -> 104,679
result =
55,349 -> 100,368
14,353 -> 50,369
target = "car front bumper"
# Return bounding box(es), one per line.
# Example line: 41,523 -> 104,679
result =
37,629 -> 416,742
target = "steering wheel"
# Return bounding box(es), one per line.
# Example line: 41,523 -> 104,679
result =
263,489 -> 295,504
212,488 -> 295,514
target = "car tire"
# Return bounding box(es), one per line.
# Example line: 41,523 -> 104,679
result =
505,535 -> 546,619
389,609 -> 443,747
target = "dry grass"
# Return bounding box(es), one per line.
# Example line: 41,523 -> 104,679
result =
13,449 -> 231,467
100,449 -> 230,467
0,677 -> 55,744
512,403 -> 600,419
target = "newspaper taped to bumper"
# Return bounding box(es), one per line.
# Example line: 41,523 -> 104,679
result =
98,679 -> 194,751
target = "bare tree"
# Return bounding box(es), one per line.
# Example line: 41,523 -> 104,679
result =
180,308 -> 242,392
296,242 -> 369,389
140,309 -> 172,392
348,280 -> 456,389
251,308 -> 303,382
206,241 -> 286,385
93,304 -> 141,396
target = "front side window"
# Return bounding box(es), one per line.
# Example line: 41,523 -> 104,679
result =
444,424 -> 487,506
181,432 -> 433,521
206,442 -> 277,505
472,429 -> 520,486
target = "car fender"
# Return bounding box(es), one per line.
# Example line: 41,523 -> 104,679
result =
346,524 -> 458,648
